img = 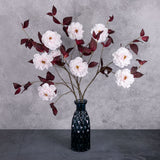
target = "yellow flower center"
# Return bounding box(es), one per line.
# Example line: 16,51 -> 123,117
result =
123,55 -> 127,60
41,60 -> 46,64
124,76 -> 127,80
75,29 -> 78,33
76,65 -> 79,69
98,30 -> 101,33
49,37 -> 52,40
44,93 -> 48,96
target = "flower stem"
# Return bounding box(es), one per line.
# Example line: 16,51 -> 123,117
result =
54,91 -> 71,104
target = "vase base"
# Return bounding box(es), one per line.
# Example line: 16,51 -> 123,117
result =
71,146 -> 90,152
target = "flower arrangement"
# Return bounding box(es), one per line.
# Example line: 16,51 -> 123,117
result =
13,5 -> 149,116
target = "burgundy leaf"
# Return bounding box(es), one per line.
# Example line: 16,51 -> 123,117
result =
50,103 -> 58,116
60,45 -> 68,58
28,59 -> 33,63
108,36 -> 114,43
38,76 -> 47,83
42,45 -> 49,53
140,29 -> 145,36
108,29 -> 115,34
47,12 -> 53,16
133,39 -> 142,43
52,56 -> 65,66
23,81 -> 32,92
79,46 -> 92,56
131,66 -> 138,74
27,39 -> 33,49
53,17 -> 61,24
142,36 -> 149,42
13,83 -> 21,89
38,32 -> 42,44
46,71 -> 55,81
136,59 -> 147,65
63,26 -> 69,36
88,62 -> 98,68
32,42 -> 45,52
75,39 -> 84,45
52,5 -> 57,15
130,44 -> 138,54
133,72 -> 144,78
102,38 -> 112,47
46,81 -> 54,86
21,39 -> 28,45
96,31 -> 103,41
15,88 -> 21,95
22,19 -> 29,29
108,15 -> 114,22
89,38 -> 97,51
63,17 -> 72,25
66,47 -> 74,54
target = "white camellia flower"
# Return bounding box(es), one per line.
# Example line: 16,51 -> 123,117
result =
42,30 -> 62,50
69,57 -> 88,77
38,83 -> 57,101
49,50 -> 61,58
33,52 -> 53,70
112,47 -> 133,68
91,24 -> 108,43
115,69 -> 134,88
68,22 -> 84,40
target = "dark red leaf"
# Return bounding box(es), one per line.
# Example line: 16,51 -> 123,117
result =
89,38 -> 97,51
50,103 -> 58,116
15,88 -> 21,95
13,83 -> 21,89
92,31 -> 103,41
96,31 -> 103,41
46,71 -> 55,81
140,29 -> 145,36
78,46 -> 92,56
46,81 -> 54,86
88,62 -> 98,68
23,81 -> 32,92
63,26 -> 68,36
38,32 -> 42,44
131,66 -> 138,74
108,36 -> 114,43
22,19 -> 29,29
32,42 -> 45,52
28,59 -> 33,63
21,39 -> 28,45
130,44 -> 138,54
27,39 -> 33,49
47,12 -> 53,16
75,39 -> 84,45
102,38 -> 112,47
133,39 -> 142,43
52,56 -> 65,66
66,47 -> 74,54
38,76 -> 47,83
136,59 -> 147,65
52,5 -> 57,15
142,36 -> 149,42
63,17 -> 72,25
133,72 -> 144,78
108,29 -> 115,34
108,15 -> 114,22
53,17 -> 61,24
60,45 -> 68,58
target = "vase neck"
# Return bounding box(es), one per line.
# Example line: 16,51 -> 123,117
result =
74,99 -> 87,111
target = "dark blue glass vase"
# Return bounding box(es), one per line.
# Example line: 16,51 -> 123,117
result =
71,99 -> 90,152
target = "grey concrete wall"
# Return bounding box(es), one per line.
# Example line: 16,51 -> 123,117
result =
0,0 -> 160,129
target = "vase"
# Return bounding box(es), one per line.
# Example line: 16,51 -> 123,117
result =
71,99 -> 90,152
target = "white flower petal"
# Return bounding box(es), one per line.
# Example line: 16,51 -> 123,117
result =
115,69 -> 134,88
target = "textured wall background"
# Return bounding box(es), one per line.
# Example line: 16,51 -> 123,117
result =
0,0 -> 160,129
